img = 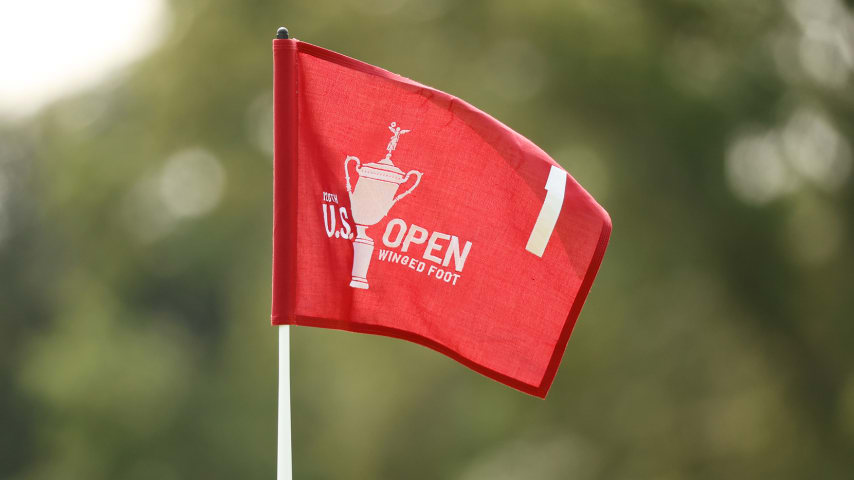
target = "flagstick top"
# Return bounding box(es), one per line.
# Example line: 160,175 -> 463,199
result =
277,27 -> 289,39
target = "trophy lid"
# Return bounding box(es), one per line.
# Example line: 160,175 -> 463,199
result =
358,156 -> 406,183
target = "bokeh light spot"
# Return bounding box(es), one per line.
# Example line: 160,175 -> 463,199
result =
781,107 -> 852,192
159,148 -> 226,219
0,0 -> 169,118
726,131 -> 797,205
121,147 -> 225,243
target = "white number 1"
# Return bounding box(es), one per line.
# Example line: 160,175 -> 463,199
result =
525,165 -> 567,257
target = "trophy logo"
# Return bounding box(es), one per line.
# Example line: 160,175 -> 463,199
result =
344,122 -> 422,289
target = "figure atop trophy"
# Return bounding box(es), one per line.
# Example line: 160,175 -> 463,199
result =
344,122 -> 422,289
384,122 -> 410,162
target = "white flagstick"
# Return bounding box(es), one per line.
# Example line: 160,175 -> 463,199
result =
274,26 -> 293,480
277,325 -> 292,480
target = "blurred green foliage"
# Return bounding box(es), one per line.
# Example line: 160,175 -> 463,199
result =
2,0 -> 854,478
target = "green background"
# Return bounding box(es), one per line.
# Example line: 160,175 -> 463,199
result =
2,0 -> 854,478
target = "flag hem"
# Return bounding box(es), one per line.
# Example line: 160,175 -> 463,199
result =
536,215 -> 611,396
272,39 -> 300,322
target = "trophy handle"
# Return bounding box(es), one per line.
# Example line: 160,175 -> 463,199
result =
344,156 -> 360,198
392,170 -> 422,205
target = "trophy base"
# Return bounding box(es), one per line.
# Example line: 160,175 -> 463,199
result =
349,225 -> 374,290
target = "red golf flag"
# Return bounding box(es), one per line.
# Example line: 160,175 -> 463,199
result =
271,39 -> 611,398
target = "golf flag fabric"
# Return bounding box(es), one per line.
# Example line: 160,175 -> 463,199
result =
272,39 -> 611,398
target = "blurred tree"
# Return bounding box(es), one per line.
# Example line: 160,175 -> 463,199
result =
1,0 -> 853,479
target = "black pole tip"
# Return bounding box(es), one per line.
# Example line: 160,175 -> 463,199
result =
276,27 -> 289,39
